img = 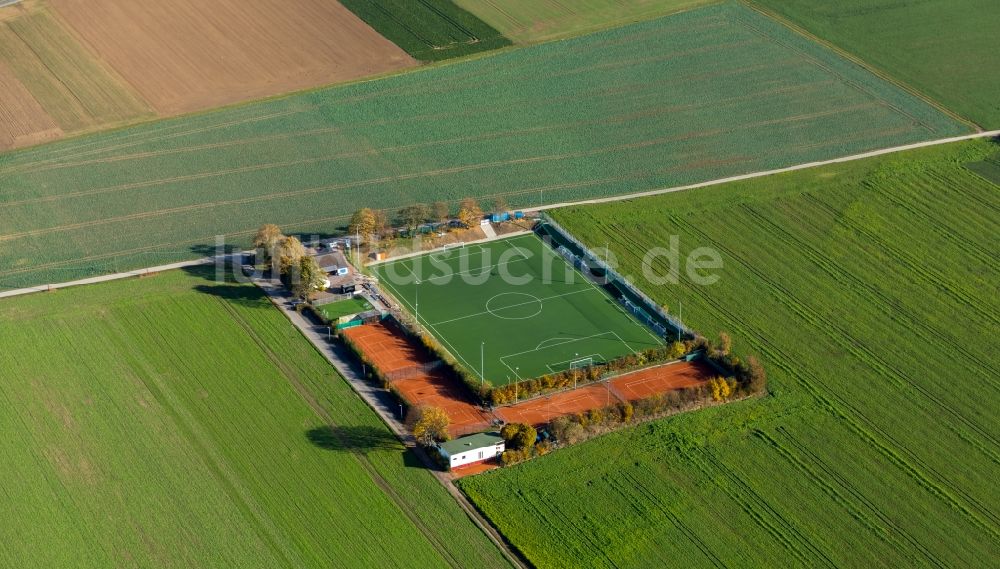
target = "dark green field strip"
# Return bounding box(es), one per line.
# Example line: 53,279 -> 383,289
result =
749,0 -> 1000,127
0,270 -> 512,568
966,152 -> 1000,186
340,0 -> 511,61
0,3 -> 968,290
459,140 -> 1000,567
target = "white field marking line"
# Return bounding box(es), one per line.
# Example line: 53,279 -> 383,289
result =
376,269 -> 481,376
429,241 -> 484,262
406,237 -> 533,284
499,234 -> 535,262
429,287 -> 593,326
536,337 -> 573,350
539,232 -> 665,345
367,230 -> 534,266
532,129 -> 1000,212
420,253 -> 532,284
573,260 -> 665,345
609,330 -> 640,356
499,331 -> 619,360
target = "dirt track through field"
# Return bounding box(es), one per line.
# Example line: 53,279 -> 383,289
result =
48,0 -> 416,115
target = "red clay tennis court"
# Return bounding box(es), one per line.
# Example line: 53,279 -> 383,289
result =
496,383 -> 618,427
450,460 -> 499,479
342,321 -> 434,374
392,372 -> 492,437
342,321 -> 491,437
609,360 -> 714,401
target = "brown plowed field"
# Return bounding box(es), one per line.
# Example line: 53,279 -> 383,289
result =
342,322 -> 491,437
0,60 -> 61,149
49,0 -> 417,115
609,360 -> 713,401
496,383 -> 617,428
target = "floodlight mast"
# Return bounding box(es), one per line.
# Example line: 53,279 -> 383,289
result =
481,341 -> 485,388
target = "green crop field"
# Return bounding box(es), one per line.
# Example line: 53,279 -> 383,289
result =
750,0 -> 1000,127
459,140 -> 1000,567
340,0 -> 510,61
0,269 -> 511,568
371,234 -> 663,384
0,2 -> 968,291
453,0 -> 715,43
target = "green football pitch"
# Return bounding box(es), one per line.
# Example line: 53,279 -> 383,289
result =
371,234 -> 664,385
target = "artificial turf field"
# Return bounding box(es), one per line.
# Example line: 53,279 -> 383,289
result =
371,233 -> 663,385
0,268 -> 511,568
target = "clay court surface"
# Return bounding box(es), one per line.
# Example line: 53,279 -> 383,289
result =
496,383 -> 615,427
342,322 -> 492,437
48,0 -> 416,115
451,460 -> 498,479
497,360 -> 713,427
609,360 -> 714,402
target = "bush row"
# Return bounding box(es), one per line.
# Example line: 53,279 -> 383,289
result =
547,380 -> 752,449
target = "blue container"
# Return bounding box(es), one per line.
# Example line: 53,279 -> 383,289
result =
490,213 -> 501,223
501,212 -> 511,221
514,211 -> 524,219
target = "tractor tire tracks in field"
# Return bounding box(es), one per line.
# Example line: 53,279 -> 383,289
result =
671,216 -> 1000,539
212,296 -> 465,568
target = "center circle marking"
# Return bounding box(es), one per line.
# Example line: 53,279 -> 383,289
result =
485,292 -> 543,320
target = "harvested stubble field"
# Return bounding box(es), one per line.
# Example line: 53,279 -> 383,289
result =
459,140 -> 1000,567
0,5 -> 150,149
0,269 -> 511,568
47,0 -> 416,115
453,0 -> 715,42
340,0 -> 511,61
0,0 -> 414,149
751,0 -> 1000,127
0,2 -> 968,290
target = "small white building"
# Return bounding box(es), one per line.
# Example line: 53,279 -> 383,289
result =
438,432 -> 504,470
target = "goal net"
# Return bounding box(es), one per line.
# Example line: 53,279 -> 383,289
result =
442,242 -> 465,251
569,357 -> 594,370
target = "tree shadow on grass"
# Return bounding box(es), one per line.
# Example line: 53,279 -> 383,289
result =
180,264 -> 271,308
193,284 -> 269,307
306,425 -> 401,453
